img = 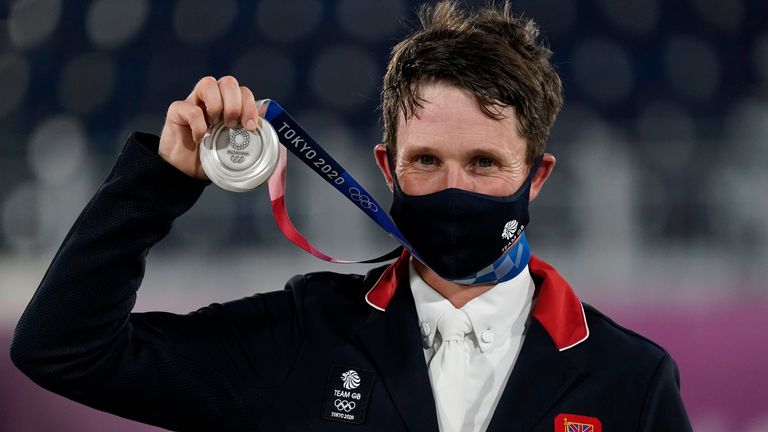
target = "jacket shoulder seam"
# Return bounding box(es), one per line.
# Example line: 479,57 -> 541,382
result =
582,303 -> 670,358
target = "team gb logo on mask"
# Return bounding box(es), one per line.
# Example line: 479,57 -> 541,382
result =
502,220 -> 518,240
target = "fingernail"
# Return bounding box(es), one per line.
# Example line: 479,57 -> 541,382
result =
247,119 -> 256,131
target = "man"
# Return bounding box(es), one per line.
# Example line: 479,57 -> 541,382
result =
11,1 -> 691,431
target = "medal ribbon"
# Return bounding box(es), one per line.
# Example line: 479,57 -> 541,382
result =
261,99 -> 530,283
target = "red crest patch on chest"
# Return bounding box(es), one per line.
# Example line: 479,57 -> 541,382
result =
555,413 -> 602,432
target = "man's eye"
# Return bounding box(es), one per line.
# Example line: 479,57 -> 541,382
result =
417,155 -> 436,165
476,157 -> 495,168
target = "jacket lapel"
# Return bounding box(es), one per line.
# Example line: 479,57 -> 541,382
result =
486,319 -> 586,432
354,276 -> 439,431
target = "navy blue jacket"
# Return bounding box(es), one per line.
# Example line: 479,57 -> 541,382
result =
10,133 -> 692,431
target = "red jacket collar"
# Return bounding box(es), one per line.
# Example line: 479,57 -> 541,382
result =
364,251 -> 589,351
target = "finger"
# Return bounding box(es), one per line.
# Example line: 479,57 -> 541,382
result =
239,86 -> 260,131
218,75 -> 242,127
256,100 -> 268,117
187,76 -> 223,125
167,101 -> 207,144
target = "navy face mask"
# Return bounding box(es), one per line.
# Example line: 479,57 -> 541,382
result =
388,152 -> 541,281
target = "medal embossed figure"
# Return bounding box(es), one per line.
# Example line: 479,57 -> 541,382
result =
199,115 -> 280,192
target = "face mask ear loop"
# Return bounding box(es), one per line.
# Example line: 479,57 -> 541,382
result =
527,155 -> 544,184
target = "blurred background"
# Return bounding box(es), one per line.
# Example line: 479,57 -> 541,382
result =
1,0 -> 766,430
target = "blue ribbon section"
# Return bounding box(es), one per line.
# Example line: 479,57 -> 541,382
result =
264,100 -> 409,248
453,234 -> 531,285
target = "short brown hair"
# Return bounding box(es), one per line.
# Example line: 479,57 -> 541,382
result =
380,0 -> 563,164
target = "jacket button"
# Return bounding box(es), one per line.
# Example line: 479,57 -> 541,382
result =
481,329 -> 495,344
421,322 -> 432,337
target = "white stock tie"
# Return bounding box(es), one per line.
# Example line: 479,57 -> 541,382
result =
429,307 -> 473,432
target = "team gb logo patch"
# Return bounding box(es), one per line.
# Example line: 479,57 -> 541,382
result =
341,370 -> 361,390
502,220 -> 518,240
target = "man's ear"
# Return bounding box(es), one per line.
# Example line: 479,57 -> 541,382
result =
374,143 -> 395,192
529,153 -> 556,202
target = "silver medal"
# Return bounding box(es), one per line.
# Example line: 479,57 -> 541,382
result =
199,118 -> 280,192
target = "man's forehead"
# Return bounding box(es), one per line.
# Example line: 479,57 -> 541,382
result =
395,83 -> 525,156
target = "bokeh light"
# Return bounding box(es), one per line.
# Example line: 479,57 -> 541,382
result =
691,0 -> 744,33
256,0 -> 323,43
57,52 -> 116,114
0,53 -> 30,119
173,0 -> 237,45
635,101 -> 696,173
664,36 -> 721,101
310,45 -> 379,109
26,115 -> 87,185
86,0 -> 149,49
7,0 -> 61,49
724,98 -> 768,167
1,182 -> 43,253
571,38 -> 634,104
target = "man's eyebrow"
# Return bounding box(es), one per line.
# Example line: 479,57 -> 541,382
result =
398,144 -> 440,156
467,148 -> 507,159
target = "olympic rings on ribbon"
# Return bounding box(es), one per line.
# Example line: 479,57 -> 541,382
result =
334,399 -> 356,412
348,187 -> 378,212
